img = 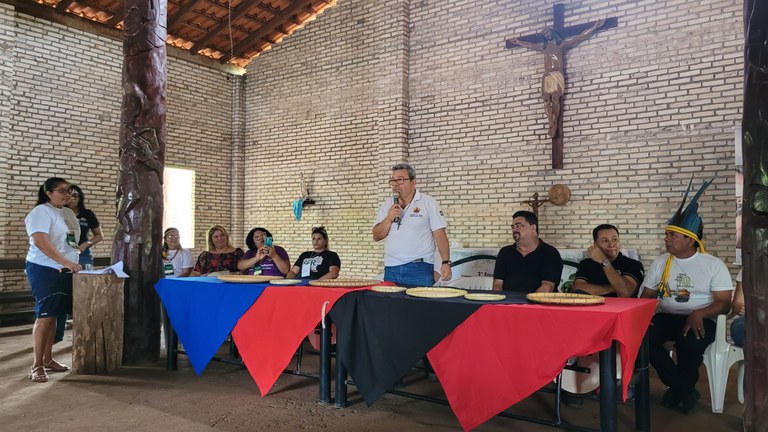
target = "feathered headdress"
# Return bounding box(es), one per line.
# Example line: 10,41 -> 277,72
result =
658,177 -> 713,297
665,177 -> 713,252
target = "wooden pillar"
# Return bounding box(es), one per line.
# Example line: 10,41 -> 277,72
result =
72,274 -> 124,374
741,1 -> 768,430
111,0 -> 167,364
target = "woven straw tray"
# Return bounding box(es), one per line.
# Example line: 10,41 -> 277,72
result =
464,293 -> 506,302
371,285 -> 407,293
405,287 -> 468,299
526,292 -> 605,305
308,279 -> 382,288
218,274 -> 284,284
269,278 -> 303,286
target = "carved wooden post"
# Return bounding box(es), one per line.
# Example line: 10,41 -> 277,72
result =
112,0 -> 167,364
741,1 -> 767,430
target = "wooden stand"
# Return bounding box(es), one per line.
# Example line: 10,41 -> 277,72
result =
72,273 -> 124,374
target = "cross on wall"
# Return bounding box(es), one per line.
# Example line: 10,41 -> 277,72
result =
506,3 -> 618,169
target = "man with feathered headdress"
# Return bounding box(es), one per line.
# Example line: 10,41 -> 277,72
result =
640,178 -> 733,414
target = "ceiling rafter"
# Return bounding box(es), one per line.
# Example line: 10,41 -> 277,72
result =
189,0 -> 258,53
8,0 -> 336,68
167,0 -> 204,29
224,0 -> 315,63
55,0 -> 74,12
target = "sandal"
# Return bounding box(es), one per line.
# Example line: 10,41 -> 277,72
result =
29,366 -> 49,383
43,359 -> 71,372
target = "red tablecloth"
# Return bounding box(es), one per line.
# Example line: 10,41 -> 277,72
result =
427,298 -> 656,431
232,285 -> 368,395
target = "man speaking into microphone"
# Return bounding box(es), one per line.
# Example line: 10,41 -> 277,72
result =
373,162 -> 452,286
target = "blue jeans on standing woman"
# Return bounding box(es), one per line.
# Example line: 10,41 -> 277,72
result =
54,248 -> 93,343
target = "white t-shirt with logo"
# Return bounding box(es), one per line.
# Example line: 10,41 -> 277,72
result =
642,252 -> 732,315
375,190 -> 447,267
25,203 -> 81,269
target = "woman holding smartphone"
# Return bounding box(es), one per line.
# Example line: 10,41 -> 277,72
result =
237,227 -> 290,276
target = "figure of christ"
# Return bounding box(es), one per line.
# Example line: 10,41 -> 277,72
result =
510,19 -> 605,137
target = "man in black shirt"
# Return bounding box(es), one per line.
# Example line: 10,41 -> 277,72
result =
572,224 -> 644,297
492,211 -> 563,293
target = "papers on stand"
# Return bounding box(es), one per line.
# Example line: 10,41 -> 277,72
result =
79,261 -> 130,278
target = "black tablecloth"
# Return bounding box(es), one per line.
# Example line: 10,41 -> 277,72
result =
329,290 -> 528,405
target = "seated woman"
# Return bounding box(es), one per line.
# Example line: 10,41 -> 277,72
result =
191,225 -> 244,276
237,227 -> 290,276
287,226 -> 341,280
731,269 -> 745,347
162,227 -> 194,277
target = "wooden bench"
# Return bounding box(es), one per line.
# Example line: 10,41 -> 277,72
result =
0,291 -> 35,325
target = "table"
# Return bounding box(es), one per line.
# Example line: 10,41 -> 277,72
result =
154,277 -> 364,400
330,291 -> 656,431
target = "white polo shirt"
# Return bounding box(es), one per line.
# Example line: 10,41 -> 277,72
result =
375,190 -> 447,266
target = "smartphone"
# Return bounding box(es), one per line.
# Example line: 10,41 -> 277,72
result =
265,236 -> 273,248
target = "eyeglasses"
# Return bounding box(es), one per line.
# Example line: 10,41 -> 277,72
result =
52,188 -> 71,195
253,235 -> 266,240
388,178 -> 412,185
70,193 -> 80,198
166,234 -> 180,239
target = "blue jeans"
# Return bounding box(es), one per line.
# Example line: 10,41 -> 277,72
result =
384,261 -> 435,287
79,248 -> 93,265
731,315 -> 745,348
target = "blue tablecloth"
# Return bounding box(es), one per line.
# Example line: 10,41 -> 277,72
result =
154,277 -> 268,374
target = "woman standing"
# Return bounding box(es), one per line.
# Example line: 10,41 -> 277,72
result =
237,227 -> 291,276
55,184 -> 103,344
162,228 -> 194,277
66,185 -> 103,266
191,225 -> 244,276
25,177 -> 81,383
287,226 -> 341,280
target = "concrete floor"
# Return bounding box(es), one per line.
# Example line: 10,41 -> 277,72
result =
0,323 -> 746,431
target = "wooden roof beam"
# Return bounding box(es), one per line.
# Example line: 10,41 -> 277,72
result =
168,0 -> 203,29
224,0 -> 314,62
106,10 -> 124,27
190,0 -> 260,54
55,0 -> 75,12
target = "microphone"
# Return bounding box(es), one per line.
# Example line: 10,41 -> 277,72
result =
392,194 -> 401,224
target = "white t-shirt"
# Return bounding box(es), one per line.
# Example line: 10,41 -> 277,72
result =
375,190 -> 447,266
25,203 -> 81,269
642,252 -> 732,315
163,249 -> 194,277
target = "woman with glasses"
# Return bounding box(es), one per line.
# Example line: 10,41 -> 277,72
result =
24,177 -> 81,383
237,227 -> 290,276
286,226 -> 341,280
191,225 -> 244,276
55,184 -> 103,344
65,185 -> 103,267
162,228 -> 194,277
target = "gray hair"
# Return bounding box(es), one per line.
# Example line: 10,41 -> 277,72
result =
391,162 -> 416,179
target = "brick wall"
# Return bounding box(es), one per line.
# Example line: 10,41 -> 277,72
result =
0,0 -> 744,290
0,6 -> 236,292
246,0 -> 742,278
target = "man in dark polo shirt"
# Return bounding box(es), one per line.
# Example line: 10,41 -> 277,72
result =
492,210 -> 563,293
572,224 -> 644,297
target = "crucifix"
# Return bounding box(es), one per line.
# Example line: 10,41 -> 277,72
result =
506,4 -> 617,169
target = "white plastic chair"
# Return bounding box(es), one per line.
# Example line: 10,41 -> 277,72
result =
702,314 -> 745,413
447,276 -> 494,290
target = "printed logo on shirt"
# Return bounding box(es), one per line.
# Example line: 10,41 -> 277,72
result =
672,273 -> 693,303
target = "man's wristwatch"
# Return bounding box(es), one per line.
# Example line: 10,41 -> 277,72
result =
86,240 -> 94,246
442,260 -> 451,265
601,259 -> 610,267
